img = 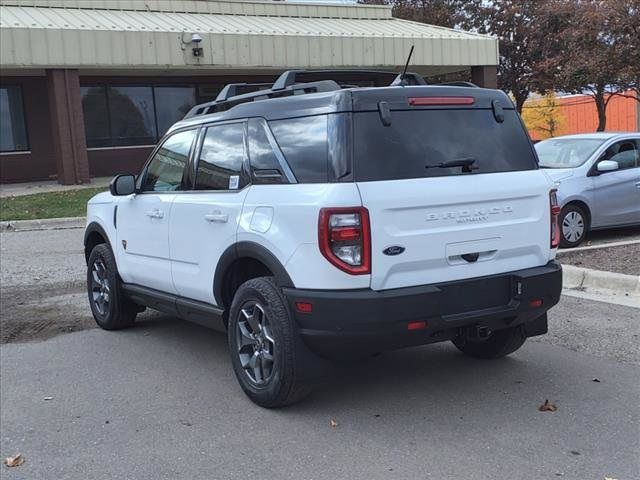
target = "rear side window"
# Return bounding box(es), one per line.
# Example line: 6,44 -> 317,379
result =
269,116 -> 328,183
353,109 -> 537,182
195,123 -> 249,191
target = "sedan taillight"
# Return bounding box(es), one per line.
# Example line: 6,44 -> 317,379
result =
318,207 -> 371,275
550,189 -> 561,249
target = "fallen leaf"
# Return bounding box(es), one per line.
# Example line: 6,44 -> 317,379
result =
592,378 -> 601,383
4,454 -> 25,468
44,396 -> 53,401
539,399 -> 557,412
330,419 -> 338,428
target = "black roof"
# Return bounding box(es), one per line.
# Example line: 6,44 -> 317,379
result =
171,70 -> 513,132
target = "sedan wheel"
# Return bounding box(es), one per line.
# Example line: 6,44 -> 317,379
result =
562,211 -> 585,243
559,205 -> 588,248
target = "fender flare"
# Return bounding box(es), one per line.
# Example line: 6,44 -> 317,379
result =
84,221 -> 112,263
213,241 -> 294,306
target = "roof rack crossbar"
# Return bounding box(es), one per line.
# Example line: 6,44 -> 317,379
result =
215,82 -> 273,102
272,69 -> 427,90
439,81 -> 479,88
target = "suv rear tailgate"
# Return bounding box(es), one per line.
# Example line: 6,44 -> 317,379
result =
358,171 -> 553,290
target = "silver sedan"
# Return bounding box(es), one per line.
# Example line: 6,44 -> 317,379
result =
535,132 -> 640,247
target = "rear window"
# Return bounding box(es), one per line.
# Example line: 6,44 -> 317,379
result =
269,116 -> 328,183
353,109 -> 537,182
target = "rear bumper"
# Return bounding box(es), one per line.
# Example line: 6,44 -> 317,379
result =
283,261 -> 562,357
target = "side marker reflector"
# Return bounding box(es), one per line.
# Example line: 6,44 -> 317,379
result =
407,321 -> 427,331
295,302 -> 313,314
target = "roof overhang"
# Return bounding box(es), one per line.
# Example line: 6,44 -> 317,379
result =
0,0 -> 498,73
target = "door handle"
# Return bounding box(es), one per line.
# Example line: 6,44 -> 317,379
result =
145,209 -> 164,219
204,212 -> 229,223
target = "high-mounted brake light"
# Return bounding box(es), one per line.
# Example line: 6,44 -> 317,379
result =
550,189 -> 561,249
408,97 -> 475,106
318,207 -> 371,275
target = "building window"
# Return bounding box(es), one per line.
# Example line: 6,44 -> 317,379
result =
109,86 -> 157,146
0,86 -> 29,152
80,86 -> 110,147
80,85 -> 196,148
154,87 -> 196,136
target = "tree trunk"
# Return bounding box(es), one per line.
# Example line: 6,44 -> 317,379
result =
593,89 -> 607,132
513,92 -> 527,114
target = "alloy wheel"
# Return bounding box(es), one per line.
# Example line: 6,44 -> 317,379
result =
236,302 -> 275,386
562,211 -> 585,243
90,258 -> 111,316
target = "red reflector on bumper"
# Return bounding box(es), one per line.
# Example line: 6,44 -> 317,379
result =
529,299 -> 543,308
295,302 -> 313,313
407,321 -> 427,331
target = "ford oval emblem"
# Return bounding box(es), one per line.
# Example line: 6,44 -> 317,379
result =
383,246 -> 405,256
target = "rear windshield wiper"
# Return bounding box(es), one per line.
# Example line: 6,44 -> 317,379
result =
425,158 -> 478,173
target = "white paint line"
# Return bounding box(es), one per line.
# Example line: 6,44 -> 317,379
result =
557,238 -> 640,254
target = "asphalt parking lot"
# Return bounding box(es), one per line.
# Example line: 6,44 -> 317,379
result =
1,228 -> 639,480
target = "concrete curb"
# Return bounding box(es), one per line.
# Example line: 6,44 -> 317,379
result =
0,216 -> 86,232
562,264 -> 640,297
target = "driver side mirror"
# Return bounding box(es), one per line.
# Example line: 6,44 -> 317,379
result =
109,174 -> 136,196
596,160 -> 619,173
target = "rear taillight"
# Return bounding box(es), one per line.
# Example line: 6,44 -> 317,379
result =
550,189 -> 561,249
318,207 -> 371,275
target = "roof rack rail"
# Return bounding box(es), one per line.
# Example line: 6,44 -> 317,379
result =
184,79 -> 341,119
215,82 -> 272,102
439,81 -> 479,88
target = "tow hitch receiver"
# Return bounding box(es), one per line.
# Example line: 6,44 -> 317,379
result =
468,325 -> 491,340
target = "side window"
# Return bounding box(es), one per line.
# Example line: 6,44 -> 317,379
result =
602,140 -> 638,170
141,129 -> 196,192
247,118 -> 291,184
269,115 -> 328,183
195,123 -> 248,191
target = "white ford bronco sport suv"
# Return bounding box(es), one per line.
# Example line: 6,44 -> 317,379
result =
85,70 -> 563,407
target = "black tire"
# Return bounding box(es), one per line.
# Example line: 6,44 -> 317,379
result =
452,326 -> 526,359
228,277 -> 312,408
87,243 -> 137,330
559,204 -> 588,248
